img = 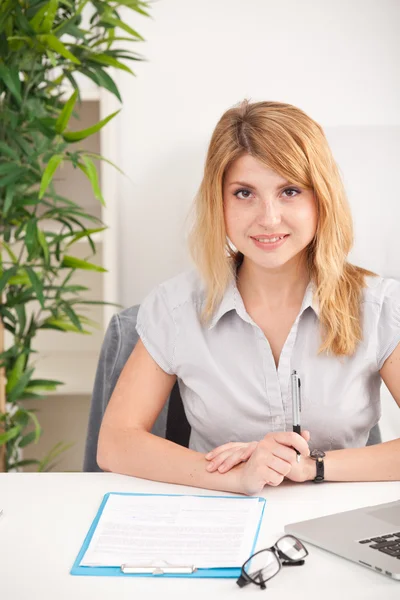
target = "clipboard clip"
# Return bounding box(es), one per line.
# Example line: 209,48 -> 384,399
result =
121,562 -> 197,575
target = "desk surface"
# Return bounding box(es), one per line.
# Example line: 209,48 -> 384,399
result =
0,473 -> 399,600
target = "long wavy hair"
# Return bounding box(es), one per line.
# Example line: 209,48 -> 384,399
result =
188,100 -> 377,356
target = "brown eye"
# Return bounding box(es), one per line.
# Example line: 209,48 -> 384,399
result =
282,187 -> 300,198
234,189 -> 253,200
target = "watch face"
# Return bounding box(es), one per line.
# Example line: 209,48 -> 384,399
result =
310,449 -> 326,460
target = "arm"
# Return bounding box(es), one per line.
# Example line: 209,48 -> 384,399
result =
97,338 -> 245,493
97,338 -> 309,495
301,342 -> 400,482
207,344 -> 400,484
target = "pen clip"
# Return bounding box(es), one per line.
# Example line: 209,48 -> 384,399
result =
298,377 -> 301,412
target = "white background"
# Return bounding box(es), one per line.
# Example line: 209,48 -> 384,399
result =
109,1 -> 400,439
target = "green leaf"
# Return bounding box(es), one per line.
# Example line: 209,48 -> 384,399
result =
0,426 -> 21,445
29,3 -> 49,32
7,366 -> 35,404
0,167 -> 26,187
55,90 -> 78,134
61,255 -> 107,272
26,410 -> 42,443
0,266 -> 18,295
0,65 -> 21,103
85,152 -> 124,175
5,353 -> 25,394
62,109 -> 120,143
1,241 -> 18,264
80,67 -> 122,102
62,303 -> 83,331
66,226 -> 106,246
25,267 -> 45,309
89,53 -> 133,75
37,441 -> 74,472
41,0 -> 59,33
8,272 -> 31,286
3,186 -> 14,216
100,15 -> 145,40
37,34 -> 81,64
15,304 -> 27,337
116,1 -> 151,17
26,379 -> 63,392
37,229 -> 50,265
12,409 -> 30,428
19,431 -> 38,448
41,318 -> 90,333
39,154 -> 64,199
25,218 -> 39,260
79,156 -> 105,205
0,141 -> 19,160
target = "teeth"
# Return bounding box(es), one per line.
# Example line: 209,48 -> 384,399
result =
255,236 -> 285,243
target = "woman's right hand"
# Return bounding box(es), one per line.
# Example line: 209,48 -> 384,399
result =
235,431 -> 310,496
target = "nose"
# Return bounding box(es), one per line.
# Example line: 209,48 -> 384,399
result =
257,197 -> 282,228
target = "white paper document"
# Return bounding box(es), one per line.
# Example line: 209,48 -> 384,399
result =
81,494 -> 264,569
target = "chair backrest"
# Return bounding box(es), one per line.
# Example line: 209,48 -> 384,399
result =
83,305 -> 190,472
83,305 -> 382,471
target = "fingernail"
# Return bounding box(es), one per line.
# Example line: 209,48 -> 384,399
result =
206,462 -> 214,471
205,452 -> 212,459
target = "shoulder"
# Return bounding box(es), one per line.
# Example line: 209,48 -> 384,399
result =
362,274 -> 400,308
141,268 -> 206,315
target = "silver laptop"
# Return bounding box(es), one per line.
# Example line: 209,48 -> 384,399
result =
285,500 -> 400,580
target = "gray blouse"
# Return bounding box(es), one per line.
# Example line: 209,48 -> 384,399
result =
136,269 -> 400,454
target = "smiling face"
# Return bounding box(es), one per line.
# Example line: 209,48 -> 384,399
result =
223,154 -> 318,273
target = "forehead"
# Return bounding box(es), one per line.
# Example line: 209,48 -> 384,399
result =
224,154 -> 288,186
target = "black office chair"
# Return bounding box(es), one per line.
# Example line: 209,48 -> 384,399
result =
83,305 -> 382,472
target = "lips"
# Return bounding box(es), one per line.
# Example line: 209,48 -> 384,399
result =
251,234 -> 289,242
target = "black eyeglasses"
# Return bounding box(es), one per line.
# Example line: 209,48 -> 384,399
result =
236,534 -> 308,590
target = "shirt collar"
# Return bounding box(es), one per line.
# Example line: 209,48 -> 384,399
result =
208,277 -> 319,330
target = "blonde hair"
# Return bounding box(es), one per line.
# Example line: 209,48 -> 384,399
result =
188,100 -> 377,357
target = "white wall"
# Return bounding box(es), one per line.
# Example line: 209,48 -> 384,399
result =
110,0 -> 400,439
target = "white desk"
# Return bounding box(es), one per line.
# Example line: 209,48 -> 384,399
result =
0,473 -> 399,600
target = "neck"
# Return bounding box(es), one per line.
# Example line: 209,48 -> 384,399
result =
236,256 -> 311,311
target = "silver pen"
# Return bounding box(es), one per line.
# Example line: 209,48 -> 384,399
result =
291,370 -> 302,463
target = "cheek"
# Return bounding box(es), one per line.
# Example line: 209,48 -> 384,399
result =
223,203 -> 244,236
293,199 -> 318,236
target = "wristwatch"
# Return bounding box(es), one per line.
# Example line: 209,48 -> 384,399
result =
310,449 -> 326,483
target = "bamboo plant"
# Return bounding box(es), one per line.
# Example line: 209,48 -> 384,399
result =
0,0 -> 150,471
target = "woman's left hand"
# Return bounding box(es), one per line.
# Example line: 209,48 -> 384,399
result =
205,431 -> 313,482
205,441 -> 258,473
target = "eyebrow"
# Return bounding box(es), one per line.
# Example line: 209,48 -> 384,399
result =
228,180 -> 292,190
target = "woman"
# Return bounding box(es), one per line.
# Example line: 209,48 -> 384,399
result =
97,100 -> 400,495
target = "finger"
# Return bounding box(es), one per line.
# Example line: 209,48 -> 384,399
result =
266,469 -> 285,487
271,443 -> 298,464
205,442 -> 244,460
206,447 -> 244,471
217,449 -> 248,473
272,432 -> 310,456
266,454 -> 292,477
241,441 -> 258,461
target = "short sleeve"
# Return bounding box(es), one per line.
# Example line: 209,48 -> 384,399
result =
135,285 -> 176,374
377,279 -> 400,370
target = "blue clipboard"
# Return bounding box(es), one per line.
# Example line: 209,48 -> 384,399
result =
70,492 -> 266,578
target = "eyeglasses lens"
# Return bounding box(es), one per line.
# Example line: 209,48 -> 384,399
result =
277,535 -> 307,561
243,550 -> 280,583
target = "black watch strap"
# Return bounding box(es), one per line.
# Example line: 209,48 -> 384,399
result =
313,457 -> 325,483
